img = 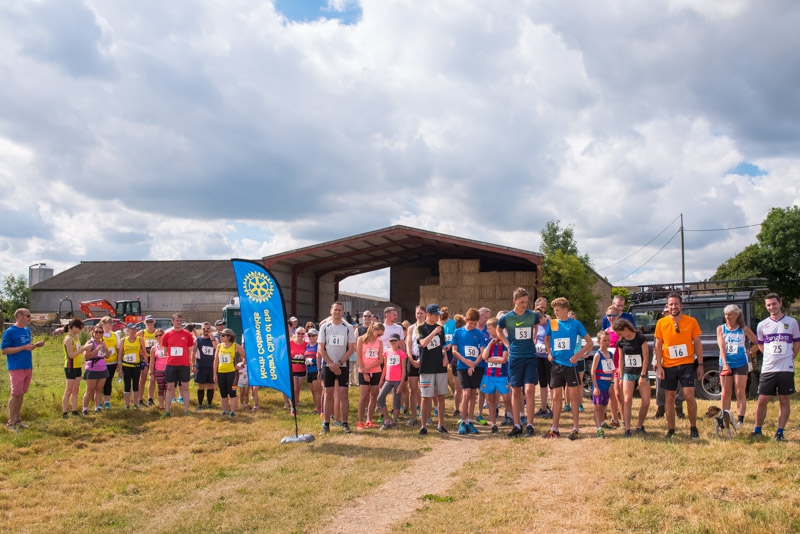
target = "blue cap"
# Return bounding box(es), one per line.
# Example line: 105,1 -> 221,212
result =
426,304 -> 441,315
145,315 -> 155,321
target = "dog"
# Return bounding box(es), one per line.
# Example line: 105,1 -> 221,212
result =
705,405 -> 737,438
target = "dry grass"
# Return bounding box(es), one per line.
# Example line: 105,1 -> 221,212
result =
1,336 -> 799,533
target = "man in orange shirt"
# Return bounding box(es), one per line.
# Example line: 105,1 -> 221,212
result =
654,292 -> 704,439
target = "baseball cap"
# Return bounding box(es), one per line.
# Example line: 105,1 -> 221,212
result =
215,319 -> 225,326
308,328 -> 319,335
426,304 -> 442,315
145,315 -> 155,322
389,333 -> 401,341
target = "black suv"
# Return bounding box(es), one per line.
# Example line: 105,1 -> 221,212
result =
626,279 -> 768,400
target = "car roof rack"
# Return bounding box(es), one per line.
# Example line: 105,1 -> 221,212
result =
629,278 -> 769,304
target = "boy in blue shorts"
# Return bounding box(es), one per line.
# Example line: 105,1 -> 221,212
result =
544,297 -> 593,440
452,308 -> 487,434
480,318 -> 512,434
497,287 -> 540,438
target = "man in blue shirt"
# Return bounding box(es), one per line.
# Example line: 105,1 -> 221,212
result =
544,297 -> 593,440
601,295 -> 635,330
2,309 -> 44,431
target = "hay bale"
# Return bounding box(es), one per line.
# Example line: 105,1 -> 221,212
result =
459,260 -> 480,273
439,259 -> 461,274
423,276 -> 440,286
460,273 -> 480,287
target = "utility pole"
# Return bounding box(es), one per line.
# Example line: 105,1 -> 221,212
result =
680,213 -> 685,287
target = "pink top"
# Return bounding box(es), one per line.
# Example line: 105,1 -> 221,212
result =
359,339 -> 382,372
151,342 -> 168,372
85,340 -> 108,372
606,327 -> 620,367
384,349 -> 407,382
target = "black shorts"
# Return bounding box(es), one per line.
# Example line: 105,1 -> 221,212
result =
358,371 -> 381,386
165,365 -> 191,384
661,363 -> 695,391
64,368 -> 82,380
550,363 -> 581,389
217,371 -> 237,398
407,358 -> 421,377
458,367 -> 485,390
306,371 -> 318,383
293,370 -> 307,378
195,367 -> 215,384
721,363 -> 748,376
758,372 -> 796,396
576,358 -> 586,374
537,357 -> 552,388
85,369 -> 109,380
322,364 -> 349,388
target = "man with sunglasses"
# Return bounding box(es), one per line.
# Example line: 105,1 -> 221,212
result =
193,322 -> 218,411
601,295 -> 635,330
2,309 -> 45,431
654,293 -> 703,439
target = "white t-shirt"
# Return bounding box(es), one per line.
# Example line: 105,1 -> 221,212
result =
318,321 -> 355,364
381,323 -> 405,348
757,315 -> 800,373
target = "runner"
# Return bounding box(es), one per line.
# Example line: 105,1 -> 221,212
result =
381,307 -> 405,417
654,292 -> 703,439
475,307 -> 492,425
533,297 -> 553,420
193,322 -> 218,411
591,331 -> 615,438
417,304 -> 449,435
212,319 -> 225,343
161,314 -> 195,417
61,319 -> 86,418
613,318 -> 651,436
138,316 -> 158,406
496,288 -> 540,438
601,294 -> 635,329
376,334 -> 407,429
214,328 -> 245,418
289,327 -> 308,416
480,318 -> 511,434
2,309 -> 45,429
602,305 -> 622,428
544,297 -> 593,440
82,326 -> 109,414
149,329 -> 168,410
753,293 -> 800,441
318,301 -> 356,434
440,307 -> 460,418
404,305 -> 425,427
118,323 -> 146,409
714,304 -> 758,427
99,316 -> 120,410
452,308 -> 487,435
355,322 -> 385,430
305,328 -> 322,415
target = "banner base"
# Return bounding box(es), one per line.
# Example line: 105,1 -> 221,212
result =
281,434 -> 315,444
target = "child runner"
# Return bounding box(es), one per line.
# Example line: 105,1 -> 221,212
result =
214,328 -> 245,418
236,350 -> 250,410
118,323 -> 146,409
452,308 -> 487,435
417,304 -> 449,435
377,334 -> 407,429
613,319 -> 651,436
83,327 -> 109,414
62,319 -> 86,417
305,328 -> 322,415
480,318 -> 511,434
591,331 -> 615,438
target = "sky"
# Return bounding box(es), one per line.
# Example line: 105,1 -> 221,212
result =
1,0 -> 799,298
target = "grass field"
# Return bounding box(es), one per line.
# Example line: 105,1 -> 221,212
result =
1,335 -> 799,533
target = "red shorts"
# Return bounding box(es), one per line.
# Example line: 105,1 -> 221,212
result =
9,369 -> 33,396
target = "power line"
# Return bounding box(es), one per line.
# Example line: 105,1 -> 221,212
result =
612,228 -> 681,284
599,214 -> 681,271
684,223 -> 761,232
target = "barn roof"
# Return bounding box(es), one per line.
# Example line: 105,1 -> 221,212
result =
31,260 -> 242,291
263,225 -> 541,277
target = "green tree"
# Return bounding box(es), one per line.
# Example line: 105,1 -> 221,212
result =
540,220 -> 579,256
758,206 -> 800,304
611,287 -> 631,305
541,250 -> 599,329
1,274 -> 31,320
711,244 -> 765,281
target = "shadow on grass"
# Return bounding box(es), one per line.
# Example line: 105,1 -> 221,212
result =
313,442 -> 424,461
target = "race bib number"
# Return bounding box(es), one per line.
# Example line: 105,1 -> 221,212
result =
668,344 -> 688,359
220,354 -> 231,364
535,343 -> 546,353
515,327 -> 532,340
108,347 -> 116,356
305,358 -> 315,366
170,347 -> 184,357
625,354 -> 643,368
328,335 -> 344,347
766,341 -> 789,356
554,337 -> 570,352
366,348 -> 378,359
387,354 -> 400,366
202,346 -> 214,356
445,334 -> 453,342
123,353 -> 137,364
601,359 -> 615,373
145,339 -> 156,348
464,346 -> 479,358
156,348 -> 165,358
488,361 -> 502,369
428,336 -> 441,349
98,348 -> 107,358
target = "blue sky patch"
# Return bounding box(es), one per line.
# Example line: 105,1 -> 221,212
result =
726,161 -> 767,177
274,0 -> 362,25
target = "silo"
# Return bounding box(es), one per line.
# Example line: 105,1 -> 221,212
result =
29,263 -> 54,287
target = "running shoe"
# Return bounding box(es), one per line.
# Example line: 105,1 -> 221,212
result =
578,404 -> 585,412
635,427 -> 647,435
161,412 -> 171,418
654,406 -> 665,419
124,405 -> 130,410
623,429 -> 632,438
333,421 -> 342,427
775,433 -> 786,442
458,421 -> 468,435
491,425 -> 499,434
381,422 -> 393,430
609,419 -> 620,429
534,408 -> 548,417
601,421 -> 614,429
520,416 -> 527,426
71,410 -> 79,416
524,425 -> 535,438
356,422 -> 364,431
467,422 -> 479,434
433,408 -> 438,417
568,429 -> 580,441
452,410 -> 460,418
563,404 -> 571,413
406,419 -> 418,426
507,426 -> 523,438
690,427 -> 700,440
81,409 -> 88,416
252,405 -> 259,412
664,429 -> 675,439
196,406 -> 203,412
341,423 -> 352,433
483,401 -> 489,410
750,430 -> 763,438
176,397 -> 184,404
377,415 -> 384,423
596,428 -> 605,439
5,422 -> 16,432
419,427 -> 428,435
229,412 -> 235,418
475,415 -> 488,425
501,416 -> 514,426
365,421 -> 376,429
222,411 -> 229,416
147,398 -> 155,406
94,407 -> 102,413
320,423 -> 330,435
104,402 -> 111,410
544,429 -> 560,439
62,412 -> 68,419
132,404 -> 138,410
545,408 -> 553,418
437,426 -> 448,434
139,400 -> 147,407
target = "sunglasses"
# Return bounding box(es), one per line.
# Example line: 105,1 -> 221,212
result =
93,330 -> 103,334
674,323 -> 680,333
156,333 -> 164,337
308,334 -> 317,337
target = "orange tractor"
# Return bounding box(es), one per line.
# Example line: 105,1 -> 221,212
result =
79,298 -> 145,324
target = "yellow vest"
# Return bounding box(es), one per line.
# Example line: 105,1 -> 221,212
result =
103,332 -> 119,364
217,343 -> 237,373
121,336 -> 142,367
141,329 -> 157,355
64,334 -> 84,369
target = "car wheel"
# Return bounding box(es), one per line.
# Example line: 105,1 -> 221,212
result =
582,370 -> 593,399
696,363 -> 721,400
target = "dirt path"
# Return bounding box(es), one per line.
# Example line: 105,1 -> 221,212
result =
312,434 -> 486,534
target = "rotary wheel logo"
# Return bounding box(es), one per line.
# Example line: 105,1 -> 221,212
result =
242,272 -> 274,303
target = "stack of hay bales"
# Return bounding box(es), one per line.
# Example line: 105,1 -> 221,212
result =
418,259 -> 538,316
